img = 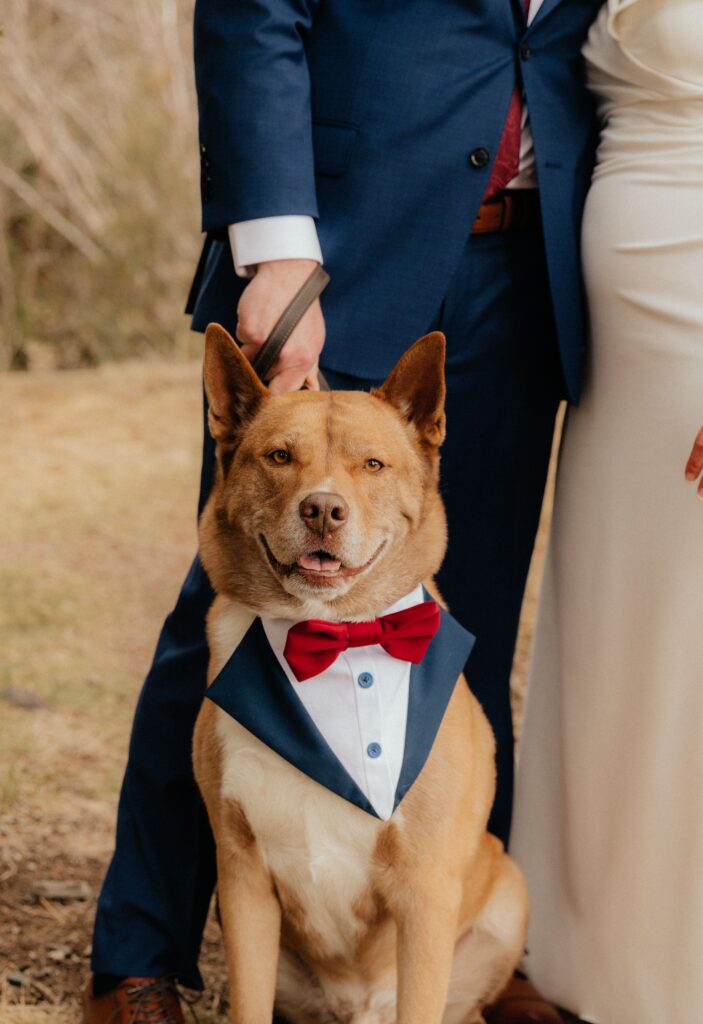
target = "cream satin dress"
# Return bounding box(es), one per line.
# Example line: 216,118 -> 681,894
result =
510,2 -> 703,1022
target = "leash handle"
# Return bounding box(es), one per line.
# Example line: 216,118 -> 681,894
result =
250,264 -> 331,391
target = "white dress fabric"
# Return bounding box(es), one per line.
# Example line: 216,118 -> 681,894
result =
511,2 -> 703,1022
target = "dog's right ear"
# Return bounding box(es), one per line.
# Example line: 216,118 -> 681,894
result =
374,331 -> 447,449
203,324 -> 268,444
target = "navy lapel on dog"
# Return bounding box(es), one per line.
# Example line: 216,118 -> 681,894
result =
394,597 -> 475,810
206,604 -> 475,818
206,618 -> 378,816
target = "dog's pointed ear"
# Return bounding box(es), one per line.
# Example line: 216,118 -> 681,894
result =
374,332 -> 446,448
203,323 -> 268,444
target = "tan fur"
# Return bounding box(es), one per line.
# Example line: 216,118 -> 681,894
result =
192,330 -> 529,1024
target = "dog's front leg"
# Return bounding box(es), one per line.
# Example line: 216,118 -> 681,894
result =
394,880 -> 462,1024
216,839 -> 281,1024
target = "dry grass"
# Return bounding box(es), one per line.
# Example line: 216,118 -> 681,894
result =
0,1007 -> 75,1024
0,0 -> 201,369
0,358 -> 206,835
0,359 -> 231,1021
0,362 -> 557,1021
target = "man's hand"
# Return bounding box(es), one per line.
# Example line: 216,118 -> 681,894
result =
236,258 -> 325,393
685,425 -> 703,499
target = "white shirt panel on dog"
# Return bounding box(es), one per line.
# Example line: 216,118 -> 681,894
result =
261,584 -> 424,821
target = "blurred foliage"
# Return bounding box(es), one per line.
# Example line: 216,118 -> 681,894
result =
0,0 -> 204,369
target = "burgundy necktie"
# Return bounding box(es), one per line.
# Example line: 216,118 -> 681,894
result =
484,0 -> 531,200
283,600 -> 441,682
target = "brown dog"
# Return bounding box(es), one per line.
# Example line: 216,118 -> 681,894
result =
193,327 -> 528,1024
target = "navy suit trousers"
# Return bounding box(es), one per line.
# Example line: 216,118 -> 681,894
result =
92,224 -> 563,986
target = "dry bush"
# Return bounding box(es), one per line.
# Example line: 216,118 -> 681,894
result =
0,0 -> 203,369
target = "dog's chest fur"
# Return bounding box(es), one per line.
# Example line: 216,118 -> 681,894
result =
216,710 -> 386,958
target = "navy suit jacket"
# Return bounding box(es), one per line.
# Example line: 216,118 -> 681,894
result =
188,0 -> 604,400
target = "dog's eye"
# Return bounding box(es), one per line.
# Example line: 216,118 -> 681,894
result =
268,449 -> 291,465
364,458 -> 384,473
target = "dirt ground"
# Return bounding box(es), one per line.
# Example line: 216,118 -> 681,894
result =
0,360 -> 557,1024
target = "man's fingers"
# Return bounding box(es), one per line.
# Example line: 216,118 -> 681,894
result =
304,367 -> 320,391
685,425 -> 703,481
235,271 -> 326,393
268,368 -> 310,394
238,340 -> 260,363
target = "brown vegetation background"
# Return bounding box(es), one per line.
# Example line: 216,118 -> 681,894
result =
1,3 -> 213,1018
0,0 -> 201,371
0,3 -> 557,1021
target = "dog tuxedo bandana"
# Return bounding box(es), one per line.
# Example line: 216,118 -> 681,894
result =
206,586 -> 475,820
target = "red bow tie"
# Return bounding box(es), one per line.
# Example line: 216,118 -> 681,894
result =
283,600 -> 441,682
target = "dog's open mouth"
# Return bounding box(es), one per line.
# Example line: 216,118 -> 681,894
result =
297,550 -> 343,574
260,535 -> 385,587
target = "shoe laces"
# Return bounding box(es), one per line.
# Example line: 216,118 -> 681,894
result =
122,978 -> 200,1024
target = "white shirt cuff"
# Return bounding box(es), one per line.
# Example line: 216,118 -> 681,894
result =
228,216 -> 323,279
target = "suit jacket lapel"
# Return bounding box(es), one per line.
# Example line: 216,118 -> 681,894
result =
528,0 -> 565,28
206,618 -> 378,817
394,597 -> 476,811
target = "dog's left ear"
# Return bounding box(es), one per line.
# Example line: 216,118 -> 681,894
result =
374,332 -> 446,448
203,323 -> 268,444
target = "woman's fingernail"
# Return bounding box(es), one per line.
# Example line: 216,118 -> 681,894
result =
686,471 -> 697,481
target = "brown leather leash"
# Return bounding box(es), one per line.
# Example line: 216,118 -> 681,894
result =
250,264 -> 331,391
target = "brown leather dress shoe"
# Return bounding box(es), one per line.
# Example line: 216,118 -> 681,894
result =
483,973 -> 564,1024
83,976 -> 187,1024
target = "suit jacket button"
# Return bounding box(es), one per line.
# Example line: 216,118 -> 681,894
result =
520,43 -> 532,61
469,147 -> 490,169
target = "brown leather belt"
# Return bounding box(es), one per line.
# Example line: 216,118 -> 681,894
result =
471,189 -> 541,235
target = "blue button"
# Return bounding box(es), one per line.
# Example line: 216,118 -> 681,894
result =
367,742 -> 382,759
358,672 -> 374,689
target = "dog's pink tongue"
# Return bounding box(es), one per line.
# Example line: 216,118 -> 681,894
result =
298,553 -> 342,572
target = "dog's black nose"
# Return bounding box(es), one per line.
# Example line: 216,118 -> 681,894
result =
299,492 -> 349,536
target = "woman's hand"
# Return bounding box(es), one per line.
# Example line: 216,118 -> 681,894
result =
236,258 -> 325,393
685,426 -> 703,498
